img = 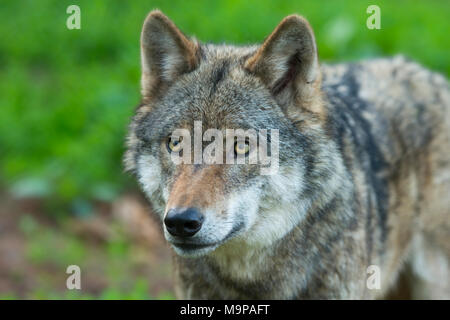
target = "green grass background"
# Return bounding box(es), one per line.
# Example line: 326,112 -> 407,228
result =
0,0 -> 449,209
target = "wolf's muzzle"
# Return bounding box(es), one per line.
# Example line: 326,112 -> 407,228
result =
164,207 -> 204,237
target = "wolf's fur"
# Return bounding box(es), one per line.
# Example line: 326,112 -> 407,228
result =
125,11 -> 450,299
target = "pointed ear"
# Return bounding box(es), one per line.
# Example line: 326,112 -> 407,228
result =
245,15 -> 320,109
140,10 -> 199,97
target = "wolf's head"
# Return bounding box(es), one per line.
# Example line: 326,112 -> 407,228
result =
125,11 -> 340,257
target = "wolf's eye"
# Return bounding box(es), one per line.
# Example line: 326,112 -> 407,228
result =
167,137 -> 183,153
234,141 -> 250,156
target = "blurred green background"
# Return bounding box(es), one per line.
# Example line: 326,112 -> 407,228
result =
0,0 -> 448,299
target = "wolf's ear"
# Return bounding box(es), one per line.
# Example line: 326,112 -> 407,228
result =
140,10 -> 199,97
245,15 -> 320,110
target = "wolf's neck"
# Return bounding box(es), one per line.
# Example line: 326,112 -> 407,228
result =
206,236 -> 279,281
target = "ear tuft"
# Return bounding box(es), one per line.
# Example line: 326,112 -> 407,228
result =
140,10 -> 199,97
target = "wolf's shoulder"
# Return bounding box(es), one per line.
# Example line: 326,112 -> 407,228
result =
321,55 -> 450,165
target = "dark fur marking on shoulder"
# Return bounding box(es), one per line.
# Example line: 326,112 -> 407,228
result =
325,65 -> 390,256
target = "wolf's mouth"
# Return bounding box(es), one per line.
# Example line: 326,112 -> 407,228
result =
171,242 -> 217,251
168,220 -> 245,257
170,241 -> 220,257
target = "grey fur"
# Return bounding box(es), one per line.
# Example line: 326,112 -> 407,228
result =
125,11 -> 450,299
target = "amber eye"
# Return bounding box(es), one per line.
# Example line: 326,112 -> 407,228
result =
167,137 -> 183,152
234,141 -> 250,156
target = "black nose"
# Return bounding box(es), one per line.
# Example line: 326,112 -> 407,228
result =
164,207 -> 204,237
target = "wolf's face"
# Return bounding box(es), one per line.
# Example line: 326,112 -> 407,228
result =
125,11 -> 333,257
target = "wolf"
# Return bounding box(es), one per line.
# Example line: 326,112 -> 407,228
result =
124,10 -> 450,299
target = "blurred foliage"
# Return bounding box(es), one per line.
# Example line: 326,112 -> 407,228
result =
0,0 -> 449,209
16,214 -> 174,299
